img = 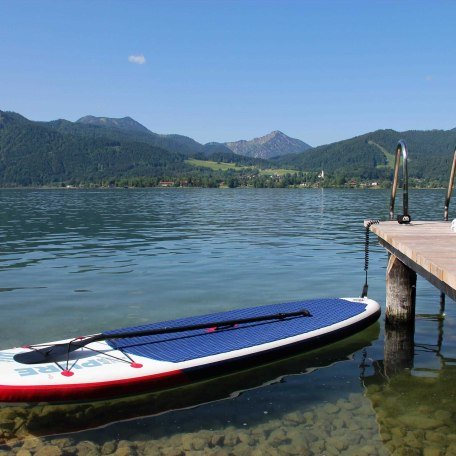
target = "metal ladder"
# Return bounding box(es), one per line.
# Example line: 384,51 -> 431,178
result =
440,147 -> 455,310
389,140 -> 411,224
444,147 -> 456,221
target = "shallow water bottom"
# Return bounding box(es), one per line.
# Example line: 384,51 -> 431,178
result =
3,380 -> 455,456
1,393 -> 387,456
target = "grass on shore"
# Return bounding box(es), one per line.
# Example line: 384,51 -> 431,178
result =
185,159 -> 298,176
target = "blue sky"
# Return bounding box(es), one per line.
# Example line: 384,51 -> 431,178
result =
1,0 -> 455,146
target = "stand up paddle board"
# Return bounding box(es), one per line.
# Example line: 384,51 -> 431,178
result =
0,297 -> 380,403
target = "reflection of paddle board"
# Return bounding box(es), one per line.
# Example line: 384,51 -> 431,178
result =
0,297 -> 380,403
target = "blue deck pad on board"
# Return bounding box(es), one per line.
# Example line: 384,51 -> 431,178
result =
105,298 -> 366,363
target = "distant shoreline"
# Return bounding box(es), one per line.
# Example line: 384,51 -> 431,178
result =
0,185 -> 446,191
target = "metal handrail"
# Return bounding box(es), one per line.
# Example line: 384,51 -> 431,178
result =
389,140 -> 411,224
444,147 -> 456,221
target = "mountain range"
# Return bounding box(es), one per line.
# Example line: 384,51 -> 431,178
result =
223,130 -> 311,159
1,110 -> 455,187
74,116 -> 309,159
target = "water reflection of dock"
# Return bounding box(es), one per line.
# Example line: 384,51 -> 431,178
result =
364,313 -> 456,456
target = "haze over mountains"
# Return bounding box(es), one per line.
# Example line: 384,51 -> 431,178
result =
0,109 -> 455,187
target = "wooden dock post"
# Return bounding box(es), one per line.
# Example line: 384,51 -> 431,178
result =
386,254 -> 417,322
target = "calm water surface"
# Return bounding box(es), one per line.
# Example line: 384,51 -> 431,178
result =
0,188 -> 455,455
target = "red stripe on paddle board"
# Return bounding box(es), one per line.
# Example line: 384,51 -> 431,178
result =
0,369 -> 187,403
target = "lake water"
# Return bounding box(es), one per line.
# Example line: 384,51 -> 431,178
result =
0,188 -> 455,455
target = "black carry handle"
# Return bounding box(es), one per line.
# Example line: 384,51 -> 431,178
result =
14,308 -> 311,365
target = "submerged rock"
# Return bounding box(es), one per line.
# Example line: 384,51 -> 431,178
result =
21,437 -> 43,451
75,440 -> 100,456
16,450 -> 32,456
398,415 -> 444,431
100,440 -> 117,454
34,445 -> 62,456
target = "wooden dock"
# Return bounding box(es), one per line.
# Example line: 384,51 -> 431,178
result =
370,221 -> 456,320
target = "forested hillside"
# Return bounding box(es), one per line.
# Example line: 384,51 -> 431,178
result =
1,109 -> 455,187
276,129 -> 456,186
0,111 -> 191,186
0,111 -> 271,187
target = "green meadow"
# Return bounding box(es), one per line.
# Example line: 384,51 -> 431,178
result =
185,159 -> 298,176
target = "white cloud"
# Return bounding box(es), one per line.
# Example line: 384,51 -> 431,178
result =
128,54 -> 146,65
